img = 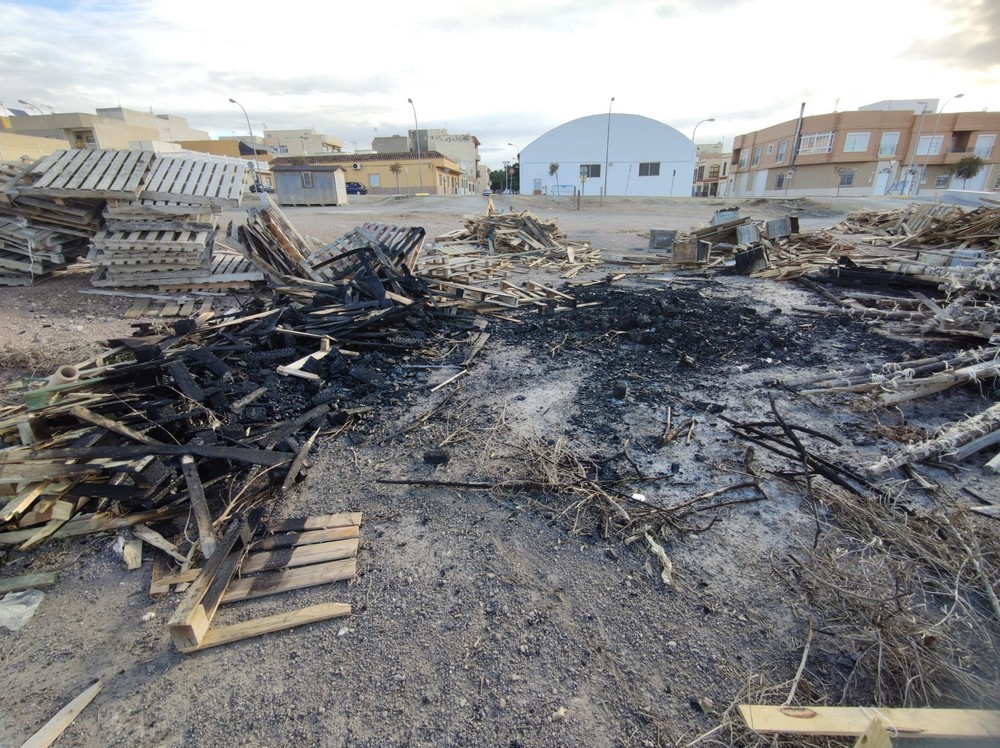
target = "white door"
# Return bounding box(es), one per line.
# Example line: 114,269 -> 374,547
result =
753,170 -> 767,196
874,168 -> 891,195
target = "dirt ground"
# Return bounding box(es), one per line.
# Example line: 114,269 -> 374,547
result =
1,195 -> 997,748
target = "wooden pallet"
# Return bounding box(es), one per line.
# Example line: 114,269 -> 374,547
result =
155,252 -> 264,291
17,149 -> 155,199
162,512 -> 361,652
123,297 -> 213,319
139,154 -> 247,208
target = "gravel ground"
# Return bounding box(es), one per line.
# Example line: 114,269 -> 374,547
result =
2,194 -> 994,748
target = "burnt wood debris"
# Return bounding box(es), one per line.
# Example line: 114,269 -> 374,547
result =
1,149 -> 999,668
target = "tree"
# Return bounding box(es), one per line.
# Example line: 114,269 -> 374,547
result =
548,162 -> 559,188
952,155 -> 986,188
390,162 -> 402,194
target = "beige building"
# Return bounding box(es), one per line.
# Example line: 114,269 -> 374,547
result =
373,128 -> 482,194
272,151 -> 463,195
730,103 -> 1000,197
3,106 -> 207,151
0,129 -> 70,163
263,128 -> 342,157
693,141 -> 731,197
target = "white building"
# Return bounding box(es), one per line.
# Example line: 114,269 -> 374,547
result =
519,113 -> 695,197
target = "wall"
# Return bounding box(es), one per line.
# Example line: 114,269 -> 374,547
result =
0,131 -> 70,163
274,167 -> 346,205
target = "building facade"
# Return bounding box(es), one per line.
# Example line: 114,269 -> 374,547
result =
730,103 -> 1000,198
693,141 -> 731,197
272,151 -> 464,195
373,129 -> 482,194
263,128 -> 343,157
519,113 -> 695,197
272,165 -> 347,205
3,107 -> 207,151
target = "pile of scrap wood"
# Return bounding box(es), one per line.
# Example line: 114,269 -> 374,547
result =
1,148 -> 263,291
833,202 -> 964,237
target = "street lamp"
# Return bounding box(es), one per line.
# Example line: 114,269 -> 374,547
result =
918,93 -> 964,195
407,98 -> 425,194
603,97 -> 615,202
904,101 -> 929,195
229,98 -> 262,190
18,99 -> 44,116
691,119 -> 714,196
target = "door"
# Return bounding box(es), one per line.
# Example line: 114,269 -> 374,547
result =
874,168 -> 891,195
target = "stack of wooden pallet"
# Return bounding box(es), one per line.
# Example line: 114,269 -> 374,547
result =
2,148 -> 259,291
0,163 -> 99,285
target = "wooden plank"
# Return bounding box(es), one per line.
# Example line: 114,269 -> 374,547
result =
176,602 -> 350,653
167,516 -> 249,650
69,404 -> 161,445
0,507 -> 186,546
250,524 -> 359,551
222,557 -> 357,603
738,705 -> 1000,739
0,571 -> 59,595
180,455 -> 218,558
132,524 -> 188,564
265,512 -> 362,534
238,538 -> 359,575
20,679 -> 102,748
853,717 -> 893,748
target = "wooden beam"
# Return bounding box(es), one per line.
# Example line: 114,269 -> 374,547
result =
20,679 -> 102,748
222,557 -> 357,603
238,538 -> 358,575
175,602 -> 350,653
180,455 -> 218,558
738,705 -> 1000,739
69,405 -> 161,445
0,571 -> 59,595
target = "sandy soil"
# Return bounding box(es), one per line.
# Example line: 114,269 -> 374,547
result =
1,195 -> 996,748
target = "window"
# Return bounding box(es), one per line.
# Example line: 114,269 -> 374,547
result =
974,134 -> 995,158
935,173 -> 950,188
638,162 -> 660,176
696,165 -> 705,180
300,171 -> 314,188
798,132 -> 834,155
777,140 -> 787,162
722,162 -> 727,177
738,149 -> 749,169
580,164 -> 601,178
878,132 -> 899,157
751,146 -> 762,167
275,145 -> 288,154
708,164 -> 720,178
838,169 -> 855,187
767,144 -> 774,155
775,172 -> 785,190
915,135 -> 944,156
370,174 -> 380,187
844,132 -> 870,153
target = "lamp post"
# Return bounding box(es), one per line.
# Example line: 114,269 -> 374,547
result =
407,98 -> 424,194
690,118 -> 714,196
229,98 -> 262,190
603,97 -> 615,203
904,101 -> 929,196
18,99 -> 44,116
508,142 -> 520,194
917,93 -> 963,196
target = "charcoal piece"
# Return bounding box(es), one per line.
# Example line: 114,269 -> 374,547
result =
133,344 -> 162,364
423,449 -> 450,465
300,356 -> 324,376
172,319 -> 198,336
241,405 -> 268,423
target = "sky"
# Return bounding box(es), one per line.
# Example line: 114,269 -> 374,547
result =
1,0 -> 997,167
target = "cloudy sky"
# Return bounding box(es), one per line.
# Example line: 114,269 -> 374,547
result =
2,0 -> 997,167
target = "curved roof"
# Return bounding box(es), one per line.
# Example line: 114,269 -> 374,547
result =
523,113 -> 691,162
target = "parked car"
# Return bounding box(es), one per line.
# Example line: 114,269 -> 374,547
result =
346,182 -> 368,195
249,183 -> 274,193
482,189 -> 492,196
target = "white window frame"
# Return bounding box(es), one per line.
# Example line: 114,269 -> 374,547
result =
878,132 -> 899,157
974,134 -> 995,159
752,146 -> 762,167
300,171 -> 314,188
838,169 -> 855,187
844,132 -> 870,153
915,135 -> 944,156
798,132 -> 834,155
738,149 -> 749,169
776,140 -> 787,162
766,144 -> 774,155
934,173 -> 950,188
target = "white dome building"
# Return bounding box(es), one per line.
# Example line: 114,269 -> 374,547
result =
519,113 -> 695,197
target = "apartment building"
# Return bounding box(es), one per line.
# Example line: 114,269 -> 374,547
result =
3,106 -> 207,151
373,128 -> 482,194
730,102 -> 1000,198
271,151 -> 463,195
693,141 -> 731,197
262,128 -> 343,157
